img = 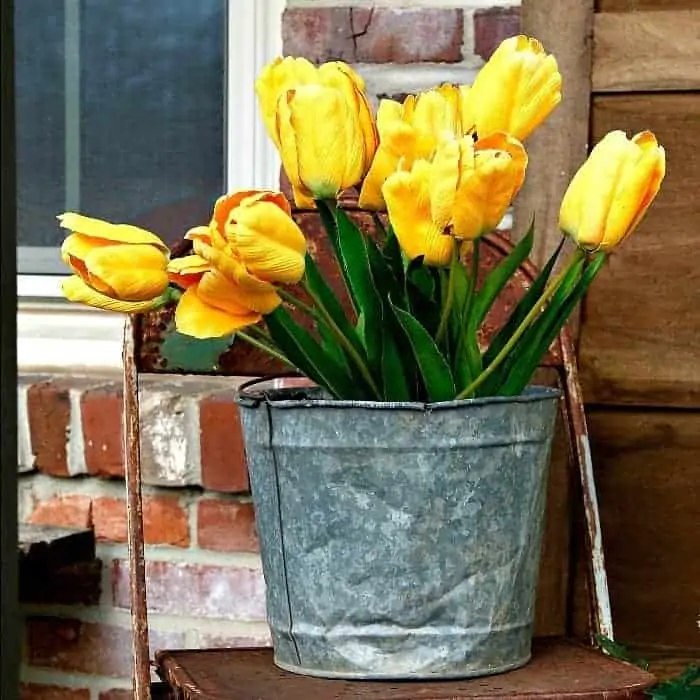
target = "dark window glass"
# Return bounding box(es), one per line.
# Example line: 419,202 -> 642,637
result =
16,0 -> 226,274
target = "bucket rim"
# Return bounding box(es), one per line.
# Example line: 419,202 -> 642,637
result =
236,377 -> 562,411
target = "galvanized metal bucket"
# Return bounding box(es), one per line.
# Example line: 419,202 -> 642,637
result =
236,378 -> 561,680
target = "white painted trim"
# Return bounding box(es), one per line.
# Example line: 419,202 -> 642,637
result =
17,0 -> 285,372
225,0 -> 284,191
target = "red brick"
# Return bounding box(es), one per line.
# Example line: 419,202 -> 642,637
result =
20,684 -> 90,700
92,496 -> 190,547
282,8 -> 464,64
27,495 -> 92,530
200,392 -> 249,493
26,380 -> 71,476
81,384 -> 124,478
25,616 -> 184,678
473,6 -> 521,62
112,559 -> 266,621
197,499 -> 258,553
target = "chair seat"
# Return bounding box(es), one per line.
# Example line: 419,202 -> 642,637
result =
155,637 -> 656,699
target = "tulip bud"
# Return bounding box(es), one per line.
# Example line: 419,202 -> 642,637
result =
468,35 -> 562,142
59,213 -> 170,312
256,58 -> 377,207
560,130 -> 665,251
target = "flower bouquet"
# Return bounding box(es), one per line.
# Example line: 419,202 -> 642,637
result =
58,36 -> 665,680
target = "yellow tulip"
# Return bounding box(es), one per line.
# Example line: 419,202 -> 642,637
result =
382,159 -> 454,267
468,35 -> 562,142
560,130 -> 666,251
255,56 -> 318,146
167,255 -> 271,339
256,58 -> 377,207
359,84 -> 474,211
383,132 -> 527,259
58,212 -> 170,312
185,190 -> 306,302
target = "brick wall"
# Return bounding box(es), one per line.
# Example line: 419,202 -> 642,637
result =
17,2 -> 520,696
18,375 -> 269,697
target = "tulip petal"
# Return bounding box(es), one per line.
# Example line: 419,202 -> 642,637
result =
359,103 -> 417,210
233,201 -> 307,284
383,160 -> 453,267
61,233 -> 113,277
58,212 -> 169,251
286,85 -> 366,198
175,285 -> 260,339
255,56 -> 318,146
167,254 -> 211,289
604,138 -> 665,248
61,275 -> 166,313
197,269 -> 281,315
429,137 -> 464,230
83,244 -> 169,301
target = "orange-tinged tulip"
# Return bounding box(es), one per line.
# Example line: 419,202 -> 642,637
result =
359,84 -> 474,211
560,130 -> 666,251
184,190 -> 306,302
468,35 -> 561,142
168,255 -> 279,338
256,58 -> 377,207
58,213 -> 170,312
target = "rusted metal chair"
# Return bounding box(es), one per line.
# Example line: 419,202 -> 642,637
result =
121,208 -> 656,699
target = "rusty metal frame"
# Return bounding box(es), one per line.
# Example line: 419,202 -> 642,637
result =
121,232 -> 614,695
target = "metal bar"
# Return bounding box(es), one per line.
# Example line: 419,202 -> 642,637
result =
560,328 -> 614,642
122,317 -> 152,699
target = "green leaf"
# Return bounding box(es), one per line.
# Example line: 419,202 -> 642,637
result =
366,238 -> 406,309
497,253 -> 604,396
304,252 -> 365,356
382,223 -> 404,284
390,300 -> 455,402
316,198 -> 341,262
483,234 -> 565,368
380,325 -> 412,402
265,306 -> 361,399
471,223 -> 534,331
334,207 -> 384,371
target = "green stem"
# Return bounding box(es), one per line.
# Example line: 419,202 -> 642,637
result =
455,248 -> 586,400
435,240 -> 460,345
277,288 -> 320,320
302,280 -> 382,400
237,330 -> 293,368
455,239 -> 480,362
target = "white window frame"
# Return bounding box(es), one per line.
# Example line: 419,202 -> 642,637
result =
17,0 -> 285,372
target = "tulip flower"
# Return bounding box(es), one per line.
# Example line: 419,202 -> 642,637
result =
185,190 -> 306,303
359,84 -> 474,211
168,255 -> 271,339
383,133 -> 527,263
468,35 -> 562,142
560,130 -> 666,251
256,58 -> 377,207
59,212 -> 170,312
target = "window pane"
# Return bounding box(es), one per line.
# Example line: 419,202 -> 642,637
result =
16,0 -> 226,275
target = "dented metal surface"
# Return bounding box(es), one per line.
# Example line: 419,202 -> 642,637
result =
237,381 -> 561,679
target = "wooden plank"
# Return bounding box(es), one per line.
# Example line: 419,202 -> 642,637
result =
597,0 -> 699,11
586,409 -> 700,648
593,10 -> 700,92
514,0 -> 594,277
579,93 -> 700,408
533,370 -> 573,637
